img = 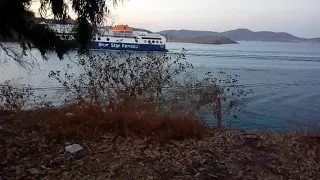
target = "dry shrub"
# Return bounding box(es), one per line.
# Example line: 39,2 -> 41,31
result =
47,100 -> 208,142
282,117 -> 320,146
0,78 -> 34,111
48,50 -> 253,131
1,50 -> 254,143
45,50 -> 210,141
0,78 -> 54,118
285,116 -> 320,137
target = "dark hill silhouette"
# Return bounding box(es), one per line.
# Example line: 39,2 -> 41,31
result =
157,28 -> 320,44
306,38 -> 320,43
165,35 -> 237,44
158,30 -> 236,44
218,28 -> 304,42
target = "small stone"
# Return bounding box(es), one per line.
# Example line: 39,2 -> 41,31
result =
27,168 -> 40,174
65,144 -> 83,154
200,159 -> 207,164
194,172 -> 201,177
66,113 -> 74,117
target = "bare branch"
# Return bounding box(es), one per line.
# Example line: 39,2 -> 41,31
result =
0,43 -> 40,73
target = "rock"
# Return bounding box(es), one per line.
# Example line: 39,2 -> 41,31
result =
66,113 -> 74,117
27,168 -> 41,174
65,144 -> 83,154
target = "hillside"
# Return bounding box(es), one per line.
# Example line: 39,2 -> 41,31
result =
166,35 -> 237,44
158,28 -> 320,43
306,38 -> 320,43
158,30 -> 237,44
33,17 -> 76,24
218,28 -> 305,42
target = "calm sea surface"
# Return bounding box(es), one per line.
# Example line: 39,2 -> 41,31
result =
1,41 -> 320,132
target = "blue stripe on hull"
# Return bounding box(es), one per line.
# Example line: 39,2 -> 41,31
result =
91,42 -> 168,52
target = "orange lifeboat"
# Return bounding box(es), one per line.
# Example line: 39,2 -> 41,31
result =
111,24 -> 132,34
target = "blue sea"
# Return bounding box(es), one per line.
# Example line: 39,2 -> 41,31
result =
1,41 -> 320,132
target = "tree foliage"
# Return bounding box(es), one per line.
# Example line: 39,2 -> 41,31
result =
0,0 -> 120,61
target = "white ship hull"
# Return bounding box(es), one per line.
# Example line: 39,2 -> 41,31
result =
42,22 -> 168,52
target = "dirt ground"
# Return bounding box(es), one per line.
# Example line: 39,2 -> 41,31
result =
1,110 -> 319,180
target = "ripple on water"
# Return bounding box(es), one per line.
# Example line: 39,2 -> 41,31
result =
1,42 -> 320,131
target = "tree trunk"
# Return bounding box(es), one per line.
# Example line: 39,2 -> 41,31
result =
215,97 -> 222,128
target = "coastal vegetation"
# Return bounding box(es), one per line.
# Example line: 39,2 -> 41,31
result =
0,1 -> 319,180
1,50 -> 320,179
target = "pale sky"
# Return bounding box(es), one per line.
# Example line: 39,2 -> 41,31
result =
107,0 -> 320,38
31,0 -> 320,38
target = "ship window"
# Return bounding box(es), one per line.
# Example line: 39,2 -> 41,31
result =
152,40 -> 155,43
144,40 -> 147,43
156,41 -> 159,43
98,37 -> 101,40
135,40 -> 138,43
141,37 -> 162,40
107,38 -> 110,41
148,40 -> 151,43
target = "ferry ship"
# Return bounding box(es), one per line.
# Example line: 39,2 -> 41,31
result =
42,22 -> 168,52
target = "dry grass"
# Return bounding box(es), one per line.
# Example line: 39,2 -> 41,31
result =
39,101 -> 208,142
1,107 -> 320,180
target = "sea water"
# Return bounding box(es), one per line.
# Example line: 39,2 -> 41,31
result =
1,41 -> 320,132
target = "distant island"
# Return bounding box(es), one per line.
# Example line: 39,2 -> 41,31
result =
305,37 -> 320,43
157,30 -> 236,44
164,35 -> 238,45
157,29 -> 320,44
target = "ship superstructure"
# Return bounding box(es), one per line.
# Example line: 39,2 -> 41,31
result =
42,22 -> 168,52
